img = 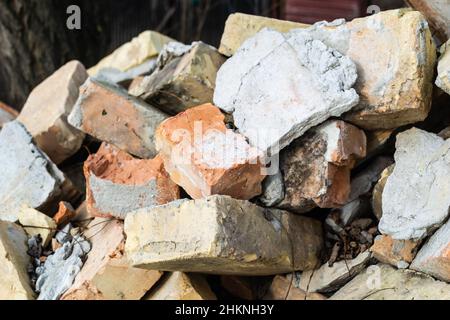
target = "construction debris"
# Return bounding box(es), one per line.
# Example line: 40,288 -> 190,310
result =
155,104 -> 265,200
0,121 -> 77,222
62,218 -> 162,300
0,221 -> 35,299
214,28 -> 359,154
380,128 -> 450,240
277,120 -> 366,213
125,196 -> 323,275
84,143 -> 179,219
88,30 -> 174,76
330,264 -> 450,300
17,60 -> 87,164
68,77 -> 168,158
218,13 -> 309,56
130,42 -> 226,114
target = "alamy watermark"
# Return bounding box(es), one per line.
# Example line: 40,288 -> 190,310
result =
66,5 -> 81,30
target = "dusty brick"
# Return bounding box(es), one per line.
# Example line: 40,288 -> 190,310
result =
155,103 -> 265,200
84,143 -> 179,219
68,77 -> 168,159
370,235 -> 420,269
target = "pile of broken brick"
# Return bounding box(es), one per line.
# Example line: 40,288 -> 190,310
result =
1,9 -> 450,300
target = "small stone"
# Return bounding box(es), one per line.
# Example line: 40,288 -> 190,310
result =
407,0 -> 450,43
68,77 -> 168,159
35,235 -> 91,300
330,264 -> 450,300
62,218 -> 162,300
53,202 -> 76,226
17,61 -> 87,164
84,143 -> 179,219
380,128 -> 450,240
258,168 -> 285,207
125,196 -> 323,275
298,251 -> 371,293
145,272 -> 216,300
263,275 -> 326,300
218,13 -> 309,56
371,165 -> 394,220
155,104 -> 265,200
130,42 -> 226,115
436,40 -> 450,95
411,219 -> 450,282
302,9 -> 437,130
214,28 -> 359,154
88,30 -> 174,76
0,221 -> 35,299
18,206 -> 57,248
277,120 -> 366,213
0,101 -> 18,128
0,121 -> 78,222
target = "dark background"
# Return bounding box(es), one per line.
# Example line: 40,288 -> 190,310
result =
0,0 -> 405,110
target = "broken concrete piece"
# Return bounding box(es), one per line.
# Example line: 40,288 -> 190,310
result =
0,221 -> 35,299
330,264 -> 450,300
62,218 -> 162,300
0,101 -> 18,128
0,121 -> 77,222
125,196 -> 323,275
258,168 -> 285,207
17,61 -> 87,164
370,235 -> 420,269
301,9 -> 436,130
298,251 -> 371,293
18,207 -> 57,248
277,120 -> 366,213
68,77 -> 168,159
214,28 -> 359,154
84,143 -> 179,219
406,0 -> 450,43
263,275 -> 326,300
411,219 -> 450,282
380,128 -> 450,240
88,30 -> 174,76
155,104 -> 265,200
371,164 -> 394,220
436,40 -> 450,95
35,235 -> 90,300
146,272 -> 216,300
218,13 -> 309,56
130,42 -> 226,115
53,202 -> 76,226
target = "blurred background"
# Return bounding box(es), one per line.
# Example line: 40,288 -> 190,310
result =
0,0 -> 409,109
